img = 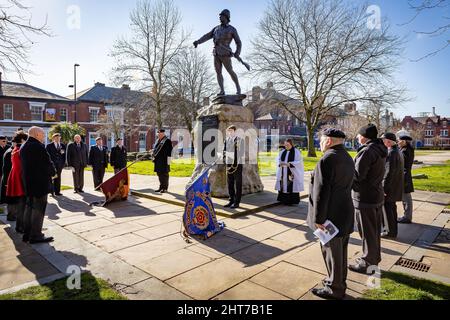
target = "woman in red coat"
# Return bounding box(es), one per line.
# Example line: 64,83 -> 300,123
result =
6,130 -> 28,233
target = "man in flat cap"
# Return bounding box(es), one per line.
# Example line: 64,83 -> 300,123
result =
397,131 -> 415,224
349,124 -> 387,274
380,133 -> 404,238
46,133 -> 66,196
88,137 -> 109,189
307,128 -> 355,299
193,9 -> 242,96
110,138 -> 127,174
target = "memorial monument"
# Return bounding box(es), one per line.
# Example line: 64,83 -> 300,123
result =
192,9 -> 263,198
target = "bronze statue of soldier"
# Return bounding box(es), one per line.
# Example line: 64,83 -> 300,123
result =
194,9 -> 247,96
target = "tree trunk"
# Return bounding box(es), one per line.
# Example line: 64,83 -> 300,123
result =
156,99 -> 162,129
307,125 -> 317,158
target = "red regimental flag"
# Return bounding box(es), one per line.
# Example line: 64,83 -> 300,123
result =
99,168 -> 130,204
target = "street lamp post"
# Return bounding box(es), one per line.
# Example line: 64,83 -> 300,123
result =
69,63 -> 80,123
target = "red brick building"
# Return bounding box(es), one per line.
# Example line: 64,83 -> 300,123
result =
0,77 -> 155,151
401,107 -> 449,148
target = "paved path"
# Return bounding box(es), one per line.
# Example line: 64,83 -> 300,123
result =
1,184 -> 449,299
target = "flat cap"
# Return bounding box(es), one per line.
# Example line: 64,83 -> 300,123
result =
52,133 -> 61,138
381,132 -> 397,142
358,124 -> 378,140
322,128 -> 346,139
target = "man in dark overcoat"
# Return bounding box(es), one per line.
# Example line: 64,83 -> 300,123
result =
307,128 -> 355,299
88,137 -> 109,189
397,132 -> 415,224
153,129 -> 173,193
46,133 -> 66,196
110,138 -> 127,174
380,132 -> 404,238
66,134 -> 89,193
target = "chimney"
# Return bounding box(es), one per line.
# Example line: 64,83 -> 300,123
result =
252,86 -> 261,102
95,82 -> 105,87
203,97 -> 210,106
121,84 -> 130,90
432,107 -> 436,116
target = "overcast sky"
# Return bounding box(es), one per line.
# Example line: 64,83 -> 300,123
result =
4,0 -> 450,118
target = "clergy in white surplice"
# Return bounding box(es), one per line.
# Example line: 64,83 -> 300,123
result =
275,139 -> 305,205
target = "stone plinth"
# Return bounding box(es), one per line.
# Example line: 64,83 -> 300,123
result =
192,102 -> 264,198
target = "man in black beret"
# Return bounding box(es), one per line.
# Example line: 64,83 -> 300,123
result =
153,129 -> 173,193
397,132 -> 415,223
110,138 -> 127,174
307,128 -> 355,299
349,124 -> 388,274
380,133 -> 404,238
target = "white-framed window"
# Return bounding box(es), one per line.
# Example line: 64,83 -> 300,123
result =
443,120 -> 448,127
3,104 -> 13,120
60,108 -> 68,122
89,107 -> 100,123
139,132 -> 147,152
105,105 -> 124,124
406,122 -> 410,129
424,138 -> 433,146
425,130 -> 434,136
29,102 -> 45,121
441,130 -> 448,137
88,132 -> 97,147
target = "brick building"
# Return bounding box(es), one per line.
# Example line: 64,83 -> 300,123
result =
401,107 -> 449,148
0,75 -> 157,151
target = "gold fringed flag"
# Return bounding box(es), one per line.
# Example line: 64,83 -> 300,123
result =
97,168 -> 130,205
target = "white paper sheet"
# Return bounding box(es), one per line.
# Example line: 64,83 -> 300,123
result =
313,220 -> 339,245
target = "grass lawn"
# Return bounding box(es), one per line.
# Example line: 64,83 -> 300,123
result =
0,273 -> 126,300
412,160 -> 450,194
108,150 -> 358,178
363,271 -> 450,300
60,185 -> 73,190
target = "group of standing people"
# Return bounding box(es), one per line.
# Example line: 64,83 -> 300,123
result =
0,127 -> 129,244
306,124 -> 415,299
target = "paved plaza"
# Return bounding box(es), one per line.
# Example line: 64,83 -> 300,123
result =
1,165 -> 449,300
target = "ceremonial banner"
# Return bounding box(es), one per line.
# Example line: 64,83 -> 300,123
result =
183,167 -> 224,240
98,168 -> 130,204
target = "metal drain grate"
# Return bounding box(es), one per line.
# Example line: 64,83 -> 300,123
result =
396,258 -> 431,273
442,208 -> 450,214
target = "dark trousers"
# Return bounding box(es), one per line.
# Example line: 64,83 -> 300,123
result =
72,166 -> 85,191
114,167 -> 125,175
157,172 -> 169,190
52,166 -> 63,194
23,195 -> 48,241
10,197 -> 27,232
321,235 -> 349,298
382,202 -> 398,237
355,207 -> 382,266
227,165 -> 243,204
92,166 -> 106,188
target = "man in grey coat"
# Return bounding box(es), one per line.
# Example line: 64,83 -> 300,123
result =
349,124 -> 387,274
307,128 -> 355,299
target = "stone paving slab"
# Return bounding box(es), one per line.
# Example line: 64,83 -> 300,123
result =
213,280 -> 290,300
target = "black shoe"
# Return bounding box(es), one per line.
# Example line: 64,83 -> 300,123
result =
398,217 -> 412,224
348,263 -> 368,274
230,203 -> 240,209
29,237 -> 54,244
224,202 -> 233,208
55,193 -> 63,196
381,234 -> 397,239
160,189 -> 167,194
311,288 -> 343,300
22,236 -> 29,243
78,190 -> 84,193
155,188 -> 162,193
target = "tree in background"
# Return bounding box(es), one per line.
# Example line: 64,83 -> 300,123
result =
0,0 -> 51,79
49,123 -> 86,144
250,0 -> 407,157
110,0 -> 188,129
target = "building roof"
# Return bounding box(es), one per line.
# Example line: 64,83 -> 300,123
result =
69,83 -> 148,105
0,81 -> 71,101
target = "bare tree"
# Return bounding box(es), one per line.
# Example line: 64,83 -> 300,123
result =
401,0 -> 450,61
250,0 -> 407,157
166,47 -> 214,134
0,0 -> 51,78
110,0 -> 188,129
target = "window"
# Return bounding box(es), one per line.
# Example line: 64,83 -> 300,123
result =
443,120 -> 448,127
89,133 -> 97,147
31,105 -> 43,121
89,107 -> 99,123
441,130 -> 449,137
60,108 -> 67,122
425,130 -> 434,136
3,104 -> 13,120
139,132 -> 147,152
406,122 -> 410,129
